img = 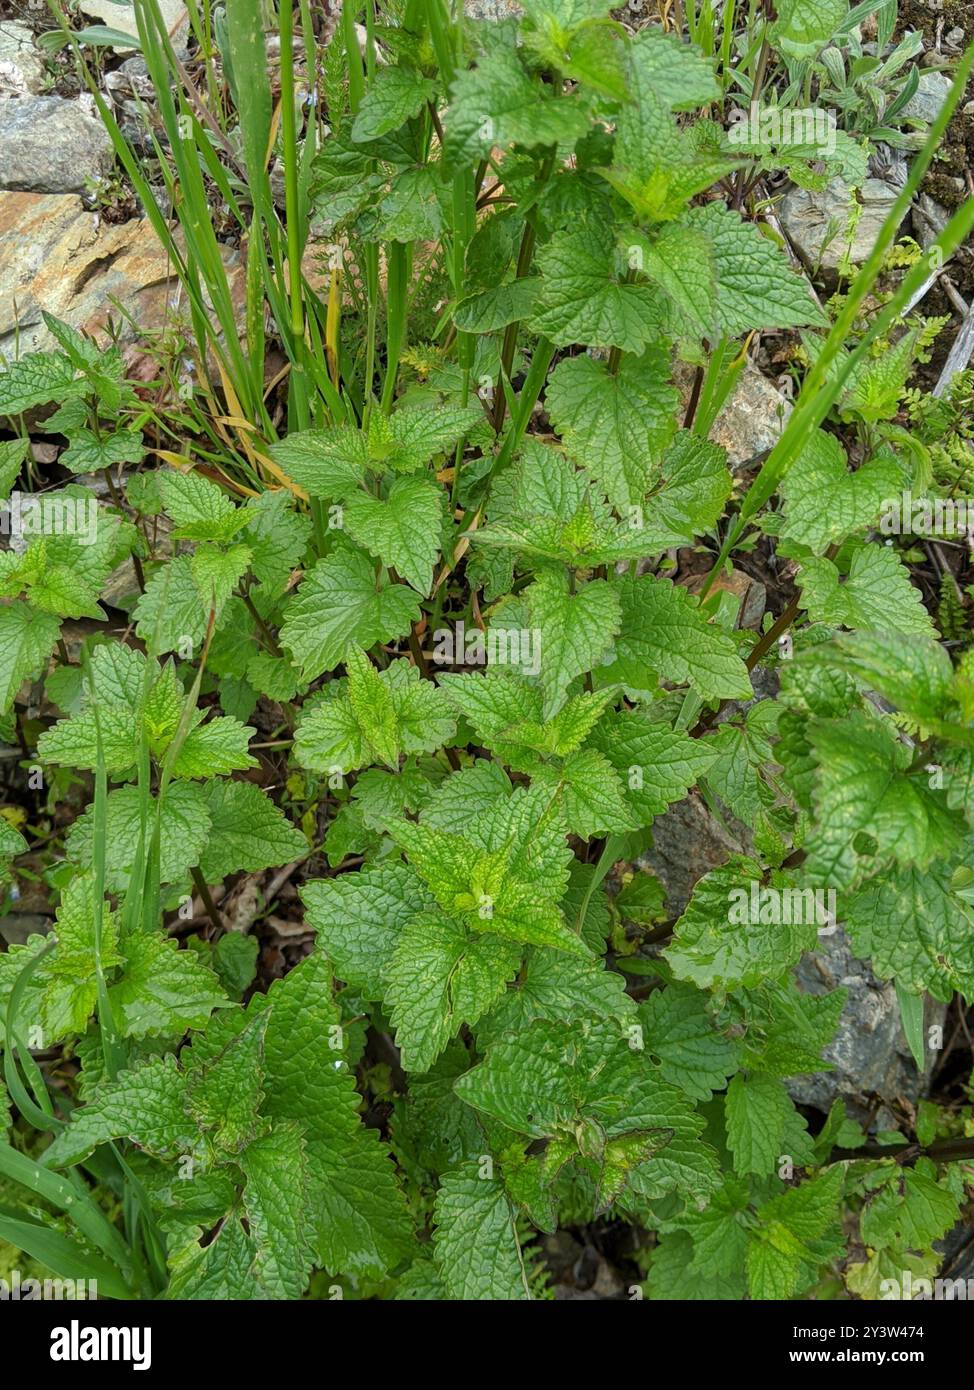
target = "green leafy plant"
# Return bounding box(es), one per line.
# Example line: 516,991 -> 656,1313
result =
1,1 -> 973,1302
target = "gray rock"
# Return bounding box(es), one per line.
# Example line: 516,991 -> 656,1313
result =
913,192 -> 950,248
788,928 -> 945,1124
79,0 -> 188,54
779,176 -> 903,272
0,95 -> 113,194
679,358 -> 792,468
463,0 -> 523,15
0,912 -> 50,947
0,21 -> 46,96
639,794 -> 748,920
899,71 -> 953,125
463,0 -> 523,17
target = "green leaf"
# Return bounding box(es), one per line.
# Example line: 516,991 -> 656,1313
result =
0,438 -> 28,500
779,432 -> 903,553
628,26 -> 720,110
803,713 -> 960,888
294,654 -> 455,774
239,1122 -> 316,1299
798,632 -> 955,726
845,864 -> 974,1002
66,782 -> 212,889
456,1016 -> 718,1202
639,982 -> 740,1100
525,571 -> 620,719
797,542 -> 937,637
384,914 -> 521,1072
528,222 -> 666,352
41,874 -> 122,1040
725,1072 -> 813,1177
302,863 -> 436,999
664,858 -> 818,991
108,928 -> 228,1040
444,39 -> 590,166
477,946 -> 636,1049
281,544 -> 422,682
860,1168 -> 960,1253
272,405 -> 481,496
589,709 -> 719,824
0,601 -> 60,716
198,780 -> 308,881
260,952 -> 414,1275
42,1057 -> 193,1168
186,1011 -> 266,1153
433,1162 -> 530,1301
772,0 -> 848,59
170,716 -> 257,779
343,477 -> 444,596
685,202 -> 828,333
546,346 -> 679,508
390,786 -> 587,958
60,428 -> 144,476
599,574 -> 752,701
351,67 -> 436,142
0,351 -> 84,414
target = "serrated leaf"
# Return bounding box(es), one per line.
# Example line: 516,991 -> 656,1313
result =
343,477 -> 443,595
281,544 -> 422,682
546,346 -> 679,508
525,570 -> 620,719
198,779 -> 308,881
302,862 -> 436,998
260,952 -> 414,1275
384,914 -> 521,1072
352,66 -> 436,142
798,542 -> 937,637
66,781 -> 211,890
598,574 -> 752,701
42,1057 -> 193,1168
780,432 -> 903,553
665,858 -> 818,991
528,222 -> 666,351
240,1122 -> 316,1299
109,928 -> 228,1040
433,1162 -> 530,1300
0,601 -> 60,715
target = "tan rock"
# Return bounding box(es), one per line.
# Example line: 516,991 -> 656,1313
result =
678,359 -> 792,468
0,191 -> 245,358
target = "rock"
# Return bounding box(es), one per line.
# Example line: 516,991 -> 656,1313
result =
913,192 -> 950,248
0,192 -> 246,357
0,912 -> 50,947
0,21 -> 46,96
788,928 -> 945,1124
639,794 -> 748,920
463,0 -> 523,16
0,95 -> 113,195
79,0 -> 188,53
680,359 -> 792,468
779,176 -> 904,272
682,564 -> 767,631
900,70 -> 953,125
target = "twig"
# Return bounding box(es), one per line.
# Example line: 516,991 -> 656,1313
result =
190,866 -> 224,934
